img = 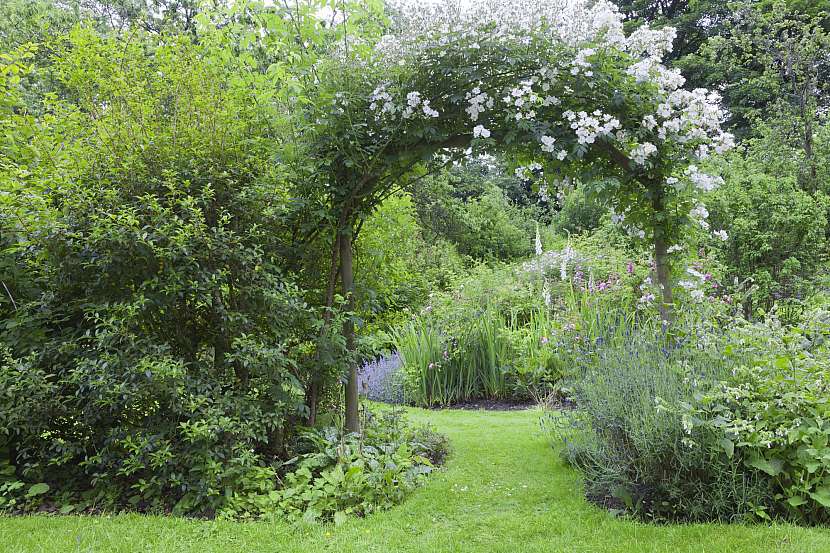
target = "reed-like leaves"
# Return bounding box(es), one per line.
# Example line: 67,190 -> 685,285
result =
393,309 -> 514,406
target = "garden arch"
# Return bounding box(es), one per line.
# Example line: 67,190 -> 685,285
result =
307,0 -> 734,431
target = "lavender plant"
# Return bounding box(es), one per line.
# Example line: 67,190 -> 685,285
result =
357,353 -> 405,404
544,315 -> 770,522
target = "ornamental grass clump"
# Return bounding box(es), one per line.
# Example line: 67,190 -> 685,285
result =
392,319 -> 450,405
393,309 -> 515,406
463,312 -> 512,399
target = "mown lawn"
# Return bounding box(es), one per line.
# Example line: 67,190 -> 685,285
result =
3,408 -> 830,553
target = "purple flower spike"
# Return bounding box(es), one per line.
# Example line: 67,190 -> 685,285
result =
357,353 -> 404,404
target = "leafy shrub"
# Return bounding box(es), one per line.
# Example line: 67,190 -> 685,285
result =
409,163 -> 539,262
407,424 -> 452,466
547,316 -> 774,522
552,186 -> 607,235
0,44 -> 42,327
270,410 -> 446,524
550,304 -> 830,524
685,360 -> 830,524
0,347 -> 55,511
428,263 -> 542,329
458,189 -> 535,261
673,315 -> 830,524
355,194 -> 466,331
708,163 -> 828,315
0,29 -> 350,517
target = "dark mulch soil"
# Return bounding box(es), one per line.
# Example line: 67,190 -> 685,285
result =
434,399 -> 536,411
542,395 -> 577,411
426,393 -> 577,412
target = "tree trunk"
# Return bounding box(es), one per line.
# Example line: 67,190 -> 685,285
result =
653,232 -> 674,323
339,228 -> 360,434
648,179 -> 673,322
305,232 -> 342,427
802,91 -> 817,193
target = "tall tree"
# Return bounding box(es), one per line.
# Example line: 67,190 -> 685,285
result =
706,3 -> 830,190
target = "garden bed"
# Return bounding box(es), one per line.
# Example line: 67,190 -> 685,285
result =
435,399 -> 535,411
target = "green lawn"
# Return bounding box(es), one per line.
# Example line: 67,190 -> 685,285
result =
3,408 -> 830,553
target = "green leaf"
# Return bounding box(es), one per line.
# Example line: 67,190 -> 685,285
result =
333,510 -> 348,526
787,495 -> 808,507
809,487 -> 830,507
326,465 -> 345,484
302,508 -> 320,524
747,455 -> 784,476
612,485 -> 633,509
26,482 -> 49,497
719,438 -> 735,458
754,505 -> 771,520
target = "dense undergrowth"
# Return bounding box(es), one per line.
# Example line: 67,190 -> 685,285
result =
0,400 -> 448,521
0,24 -> 451,520
545,303 -> 830,525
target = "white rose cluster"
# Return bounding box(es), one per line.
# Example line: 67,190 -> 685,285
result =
372,0 -> 734,177
473,124 -> 491,138
690,204 -> 710,230
465,87 -> 494,122
382,0 -> 626,60
563,110 -> 621,145
625,26 -> 677,60
358,0 -> 738,256
570,47 -> 596,76
369,85 -> 439,120
686,165 -> 724,192
630,142 -> 658,165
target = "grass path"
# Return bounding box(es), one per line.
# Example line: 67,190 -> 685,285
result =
3,408 -> 830,552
